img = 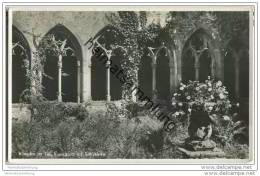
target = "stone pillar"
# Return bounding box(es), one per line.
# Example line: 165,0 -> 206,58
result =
194,56 -> 200,81
213,48 -> 223,81
30,50 -> 37,96
169,62 -> 175,94
57,54 -> 62,102
82,47 -> 92,102
106,58 -> 111,102
176,49 -> 182,85
77,59 -> 81,103
211,56 -> 215,79
132,70 -> 138,102
170,49 -> 178,93
151,59 -> 157,100
234,54 -> 240,99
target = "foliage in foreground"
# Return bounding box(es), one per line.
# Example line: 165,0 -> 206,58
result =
12,101 -> 249,159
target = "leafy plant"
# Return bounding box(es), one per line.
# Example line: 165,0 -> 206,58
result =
170,77 -> 248,147
171,77 -> 233,115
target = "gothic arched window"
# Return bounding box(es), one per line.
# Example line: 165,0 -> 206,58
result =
12,26 -> 31,103
42,24 -> 82,102
91,26 -> 124,101
182,28 -> 214,83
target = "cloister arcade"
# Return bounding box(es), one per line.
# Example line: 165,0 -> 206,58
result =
11,20 -> 249,104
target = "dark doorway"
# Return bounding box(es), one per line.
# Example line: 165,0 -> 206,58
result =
182,49 -> 195,82
110,55 -> 123,101
43,54 -> 58,101
12,26 -> 31,103
239,50 -> 249,98
62,54 -> 77,102
138,56 -> 153,99
224,50 -> 236,99
91,53 -> 107,101
199,50 -> 212,82
156,49 -> 170,100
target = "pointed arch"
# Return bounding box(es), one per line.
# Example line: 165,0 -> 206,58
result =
12,25 -> 31,103
91,25 -> 124,101
42,24 -> 83,102
181,28 -> 215,82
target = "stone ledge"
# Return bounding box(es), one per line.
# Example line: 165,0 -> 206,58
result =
178,147 -> 225,159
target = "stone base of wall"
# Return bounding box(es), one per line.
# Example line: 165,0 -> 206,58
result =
11,101 -> 121,122
12,104 -> 31,122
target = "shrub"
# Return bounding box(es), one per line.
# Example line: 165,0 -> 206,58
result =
12,100 -> 172,159
125,101 -> 148,117
171,78 -> 248,149
171,78 -> 233,115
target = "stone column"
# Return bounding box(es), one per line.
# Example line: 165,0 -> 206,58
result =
234,54 -> 240,99
57,54 -> 62,102
106,58 -> 111,102
211,56 -> 215,79
82,47 -> 92,102
77,59 -> 81,103
176,49 -> 182,85
151,59 -> 157,100
30,50 -> 37,96
169,49 -> 178,93
169,62 -> 175,94
213,48 -> 223,82
132,70 -> 138,102
194,56 -> 200,81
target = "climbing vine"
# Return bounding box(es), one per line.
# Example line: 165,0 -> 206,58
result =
106,11 -> 161,101
20,33 -> 72,103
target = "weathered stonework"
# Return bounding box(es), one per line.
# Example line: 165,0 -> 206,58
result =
11,11 -> 242,105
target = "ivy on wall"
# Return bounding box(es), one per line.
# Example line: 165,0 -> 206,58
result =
20,34 -> 72,103
106,11 -> 161,100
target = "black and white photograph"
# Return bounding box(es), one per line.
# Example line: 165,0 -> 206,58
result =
7,5 -> 254,163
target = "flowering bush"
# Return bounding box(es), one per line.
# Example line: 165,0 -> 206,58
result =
171,77 -> 232,116
170,77 -> 248,146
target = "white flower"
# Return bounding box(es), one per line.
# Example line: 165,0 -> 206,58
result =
223,115 -> 230,121
33,108 -> 38,115
219,93 -> 225,99
173,93 -> 177,96
172,102 -> 176,106
195,87 -> 200,91
180,111 -> 185,115
211,95 -> 214,100
178,102 -> 183,107
186,96 -> 191,100
208,106 -> 213,111
236,103 -> 240,107
208,88 -> 212,92
175,112 -> 180,116
208,76 -> 211,79
188,108 -> 192,113
216,81 -> 222,87
180,87 -> 184,91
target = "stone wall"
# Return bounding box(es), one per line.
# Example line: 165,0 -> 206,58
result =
12,11 -> 110,50
11,11 -> 225,103
12,104 -> 31,122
